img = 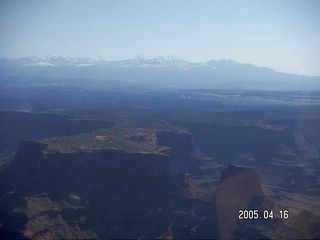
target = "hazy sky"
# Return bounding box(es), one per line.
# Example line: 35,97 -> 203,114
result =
1,0 -> 319,75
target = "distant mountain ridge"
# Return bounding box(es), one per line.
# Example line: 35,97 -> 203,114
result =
0,55 -> 319,90
0,55 -> 273,70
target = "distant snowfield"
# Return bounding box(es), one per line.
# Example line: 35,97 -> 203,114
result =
0,55 -> 320,91
6,55 -> 263,70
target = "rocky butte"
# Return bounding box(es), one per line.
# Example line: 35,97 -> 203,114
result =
216,164 -> 264,239
0,125 -> 220,239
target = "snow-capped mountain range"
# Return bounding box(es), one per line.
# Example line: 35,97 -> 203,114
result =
0,55 -> 271,71
0,55 -> 319,90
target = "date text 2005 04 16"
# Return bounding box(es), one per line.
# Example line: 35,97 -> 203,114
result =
238,209 -> 289,220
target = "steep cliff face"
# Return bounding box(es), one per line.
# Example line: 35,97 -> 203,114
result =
267,118 -> 320,149
156,131 -> 213,176
178,122 -> 295,164
2,140 -> 181,197
0,139 -> 219,239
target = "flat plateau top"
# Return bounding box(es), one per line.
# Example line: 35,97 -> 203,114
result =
39,127 -> 172,155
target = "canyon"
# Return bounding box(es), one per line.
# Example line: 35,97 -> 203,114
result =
0,87 -> 320,239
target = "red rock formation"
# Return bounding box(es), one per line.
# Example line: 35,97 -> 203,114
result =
216,164 -> 264,239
